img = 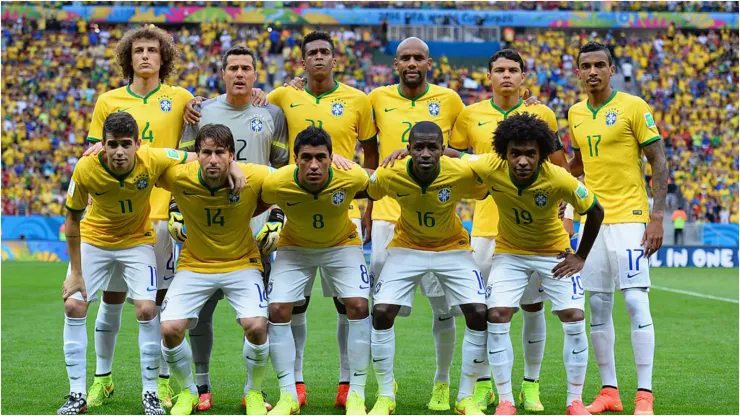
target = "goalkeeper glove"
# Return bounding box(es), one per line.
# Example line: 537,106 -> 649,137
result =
168,200 -> 187,243
256,207 -> 284,255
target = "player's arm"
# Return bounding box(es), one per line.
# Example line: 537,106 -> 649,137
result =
448,108 -> 471,152
641,139 -> 667,257
366,169 -> 389,201
168,198 -> 187,243
179,119 -> 199,152
267,104 -> 290,168
62,209 -> 87,301
567,110 -> 584,177
82,96 -> 108,156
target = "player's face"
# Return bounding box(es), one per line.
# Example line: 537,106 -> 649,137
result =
488,57 -> 524,96
506,140 -> 540,182
576,51 -> 615,93
302,40 -> 336,78
395,42 -> 431,89
408,134 -> 443,174
103,135 -> 140,173
198,138 -> 234,182
296,145 -> 332,189
223,54 -> 256,98
131,38 -> 162,79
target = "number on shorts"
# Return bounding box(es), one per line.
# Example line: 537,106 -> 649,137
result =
571,275 -> 584,297
255,283 -> 267,303
312,214 -> 324,229
166,252 -> 175,274
626,249 -> 644,271
473,270 -> 485,290
360,264 -> 370,285
148,266 -> 157,290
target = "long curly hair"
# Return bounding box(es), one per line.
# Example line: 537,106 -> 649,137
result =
493,113 -> 557,164
115,25 -> 180,83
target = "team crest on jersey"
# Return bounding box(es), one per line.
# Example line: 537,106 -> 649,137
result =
228,192 -> 240,204
331,99 -> 346,117
134,173 -> 150,190
438,187 -> 451,203
428,99 -> 441,116
159,95 -> 173,113
332,190 -> 346,206
605,110 -> 618,127
250,116 -> 264,132
534,190 -> 548,208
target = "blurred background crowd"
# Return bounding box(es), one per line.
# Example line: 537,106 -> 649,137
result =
2,2 -> 737,227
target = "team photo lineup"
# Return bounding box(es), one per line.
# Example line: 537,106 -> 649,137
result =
2,2 -> 738,416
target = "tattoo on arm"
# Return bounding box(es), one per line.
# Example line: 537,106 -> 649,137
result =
642,140 -> 668,216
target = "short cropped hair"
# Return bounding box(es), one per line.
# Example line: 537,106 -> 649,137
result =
294,126 -> 332,155
488,48 -> 524,72
577,41 -> 613,67
221,45 -> 259,70
301,31 -> 335,58
102,112 -> 139,142
195,124 -> 235,153
408,121 -> 443,144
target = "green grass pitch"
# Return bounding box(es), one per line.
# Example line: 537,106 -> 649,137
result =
2,262 -> 738,415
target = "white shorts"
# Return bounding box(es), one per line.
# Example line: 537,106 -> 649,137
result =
106,220 -> 175,293
307,218 -> 364,299
486,254 -> 585,312
578,223 -> 651,292
160,268 -> 268,329
69,243 -> 157,303
269,245 -> 370,304
371,220 -> 447,303
373,248 -> 485,316
473,237 -> 545,305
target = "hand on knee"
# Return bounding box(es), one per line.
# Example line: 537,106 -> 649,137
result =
64,299 -> 88,318
268,303 -> 293,323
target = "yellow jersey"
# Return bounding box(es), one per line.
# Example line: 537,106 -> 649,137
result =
465,154 -> 597,256
261,164 -> 369,248
450,99 -> 562,238
367,156 -> 488,252
65,146 -> 188,249
268,81 -> 376,219
568,90 -> 660,224
368,83 -> 465,222
87,84 -> 194,220
157,162 -> 270,274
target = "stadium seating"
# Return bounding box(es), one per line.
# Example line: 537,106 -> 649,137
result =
1,16 -> 737,223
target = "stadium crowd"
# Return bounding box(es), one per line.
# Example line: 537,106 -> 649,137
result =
1,16 -> 737,223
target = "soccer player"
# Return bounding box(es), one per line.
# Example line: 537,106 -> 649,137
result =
157,124 -> 272,416
463,113 -> 604,415
59,112 -> 193,415
260,126 -> 372,416
448,48 -> 571,411
366,121 -> 489,416
82,25 -> 194,408
568,42 -> 666,415
177,44 -> 288,411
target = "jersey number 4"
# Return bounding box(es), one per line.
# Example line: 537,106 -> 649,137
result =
141,122 -> 154,143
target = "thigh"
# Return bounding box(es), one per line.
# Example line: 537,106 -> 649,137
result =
153,220 -> 176,289
222,268 -> 269,320
267,248 -> 317,304
609,223 -> 652,290
432,250 -> 486,310
104,262 -> 127,293
70,243 -> 115,303
320,246 -> 371,300
119,244 -> 159,302
373,248 -> 426,310
370,220 -> 395,278
579,225 -> 616,292
161,270 -> 217,328
521,271 -> 546,305
532,256 -> 585,312
471,236 -> 496,282
485,254 -> 531,310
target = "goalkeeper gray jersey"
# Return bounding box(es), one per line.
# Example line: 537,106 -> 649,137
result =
180,95 -> 289,168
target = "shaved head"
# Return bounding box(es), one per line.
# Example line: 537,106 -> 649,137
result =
396,37 -> 429,58
395,37 -> 432,89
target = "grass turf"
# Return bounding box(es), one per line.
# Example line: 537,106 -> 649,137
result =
1,262 -> 737,414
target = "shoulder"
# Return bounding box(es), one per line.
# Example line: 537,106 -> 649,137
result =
568,100 -> 588,118
198,96 -> 221,112
338,82 -> 367,98
542,161 -> 572,184
163,84 -> 194,100
616,91 -> 652,112
530,103 -> 557,119
97,86 -> 128,102
263,103 -> 286,120
433,84 -> 463,101
368,85 -> 396,101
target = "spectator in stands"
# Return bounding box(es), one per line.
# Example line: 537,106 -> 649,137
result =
672,206 -> 687,245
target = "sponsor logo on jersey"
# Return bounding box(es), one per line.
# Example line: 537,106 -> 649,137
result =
534,190 -> 549,207
438,187 -> 451,203
135,174 -> 150,190
428,99 -> 441,116
332,190 -> 346,206
159,96 -> 173,113
250,117 -> 264,132
331,99 -> 346,117
605,110 -> 618,127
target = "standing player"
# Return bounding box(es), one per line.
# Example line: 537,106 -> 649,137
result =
464,113 -> 604,416
261,127 -> 372,416
367,122 -> 489,416
176,45 -> 288,411
59,112 -> 192,415
157,124 -> 272,416
568,42 -> 666,415
82,25 -> 194,408
448,48 -> 570,412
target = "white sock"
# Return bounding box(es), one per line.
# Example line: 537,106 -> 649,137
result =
64,316 -> 88,395
522,309 -> 546,381
291,312 -> 307,383
624,289 -> 654,391
244,337 -> 269,394
563,320 -> 588,404
432,314 -> 456,384
139,317 -> 161,394
269,322 -> 298,401
458,327 -> 487,401
156,306 -> 171,378
94,301 -> 123,376
348,316 -> 371,399
337,313 -> 350,384
162,340 -> 196,395
487,322 -> 514,403
371,327 -> 395,400
589,292 -> 618,388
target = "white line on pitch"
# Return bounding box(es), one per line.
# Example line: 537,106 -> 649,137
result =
652,285 -> 739,304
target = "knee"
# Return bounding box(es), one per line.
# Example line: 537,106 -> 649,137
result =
461,303 -> 487,331
161,321 -> 186,347
487,307 -> 515,323
64,299 -> 88,318
372,303 -> 398,330
557,308 -> 584,322
268,303 -> 293,323
242,317 -> 268,343
342,297 -> 369,320
135,301 -> 157,321
292,297 -> 310,314
520,302 -> 544,313
333,297 -> 348,315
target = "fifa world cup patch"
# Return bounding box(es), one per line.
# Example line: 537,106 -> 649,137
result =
332,190 -> 346,206
644,112 -> 656,128
166,149 -> 181,160
135,173 -> 150,190
67,179 -> 76,197
575,183 -> 589,200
